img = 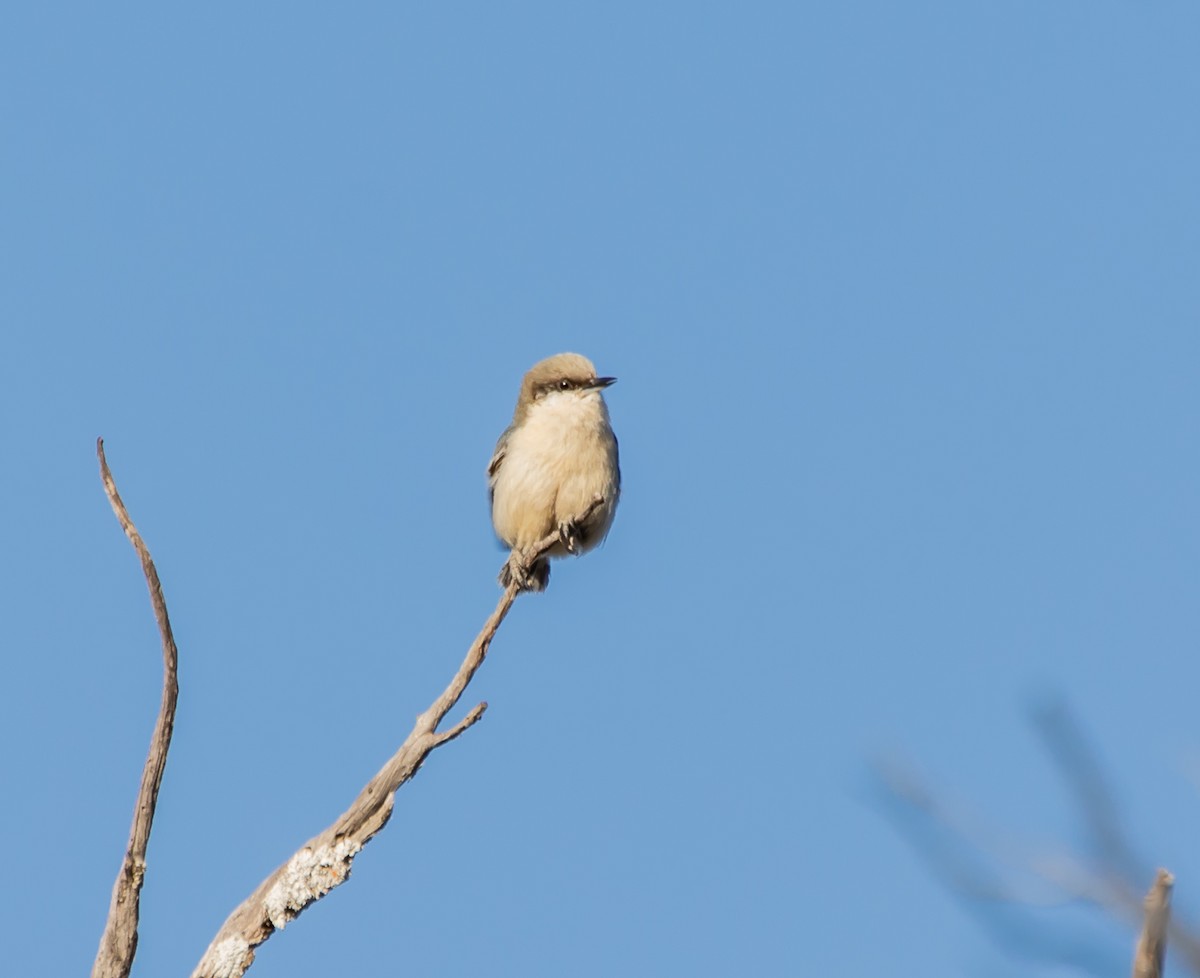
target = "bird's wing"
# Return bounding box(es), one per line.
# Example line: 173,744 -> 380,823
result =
486,427 -> 510,508
612,431 -> 621,492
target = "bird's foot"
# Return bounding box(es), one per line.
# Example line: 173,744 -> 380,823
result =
558,519 -> 583,555
499,553 -> 550,592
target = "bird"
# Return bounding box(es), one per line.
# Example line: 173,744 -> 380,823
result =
488,352 -> 620,592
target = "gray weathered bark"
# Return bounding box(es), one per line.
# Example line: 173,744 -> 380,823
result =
91,439 -> 181,978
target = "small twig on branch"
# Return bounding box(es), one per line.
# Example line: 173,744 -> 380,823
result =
191,494 -> 608,978
1133,869 -> 1174,978
91,439 -> 181,978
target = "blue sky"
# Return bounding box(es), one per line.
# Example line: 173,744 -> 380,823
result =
2,2 -> 1198,975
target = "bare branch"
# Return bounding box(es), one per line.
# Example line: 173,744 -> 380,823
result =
192,495 -> 609,978
91,439 -> 181,978
1133,870 -> 1174,978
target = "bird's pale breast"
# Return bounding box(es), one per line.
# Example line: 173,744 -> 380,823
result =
490,391 -> 619,553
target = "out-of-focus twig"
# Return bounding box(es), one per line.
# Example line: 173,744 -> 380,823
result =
1032,700 -> 1137,880
873,701 -> 1200,975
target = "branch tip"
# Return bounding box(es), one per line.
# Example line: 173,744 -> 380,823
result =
1132,868 -> 1173,978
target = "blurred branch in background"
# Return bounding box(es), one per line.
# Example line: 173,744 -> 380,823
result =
872,699 -> 1199,976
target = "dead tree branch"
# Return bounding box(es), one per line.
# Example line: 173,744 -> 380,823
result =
191,494 -> 608,978
1132,869 -> 1173,978
91,438 -> 181,978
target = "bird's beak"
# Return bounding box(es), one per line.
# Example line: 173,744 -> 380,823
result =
590,376 -> 617,390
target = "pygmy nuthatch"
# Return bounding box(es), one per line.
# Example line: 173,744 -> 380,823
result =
488,352 -> 620,591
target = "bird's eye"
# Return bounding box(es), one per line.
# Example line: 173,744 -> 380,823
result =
558,379 -> 571,391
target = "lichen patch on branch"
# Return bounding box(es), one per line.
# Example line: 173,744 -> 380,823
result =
194,937 -> 252,978
263,839 -> 362,930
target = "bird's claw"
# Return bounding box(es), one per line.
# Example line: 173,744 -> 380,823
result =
500,553 -> 527,589
558,520 -> 581,555
499,552 -> 550,592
